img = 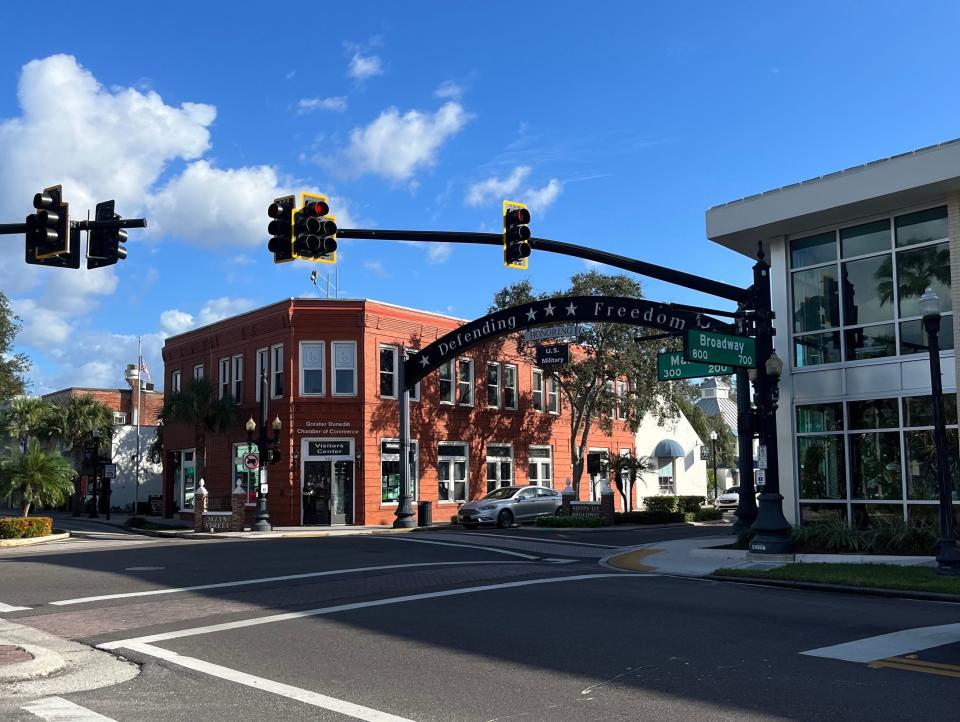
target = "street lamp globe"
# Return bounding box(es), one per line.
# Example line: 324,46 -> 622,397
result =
245,417 -> 256,434
272,415 -> 282,432
710,430 -> 718,441
920,287 -> 941,319
765,350 -> 784,379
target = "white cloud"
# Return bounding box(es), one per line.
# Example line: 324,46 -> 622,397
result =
159,309 -> 195,336
160,297 -> 255,337
348,53 -> 383,81
524,178 -> 562,213
362,260 -> 389,277
465,166 -> 531,207
434,81 -> 463,100
427,243 -> 452,264
465,166 -> 562,214
297,96 -> 347,114
339,102 -> 469,181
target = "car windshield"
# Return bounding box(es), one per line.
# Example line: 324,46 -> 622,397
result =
483,487 -> 520,500
725,487 -> 740,494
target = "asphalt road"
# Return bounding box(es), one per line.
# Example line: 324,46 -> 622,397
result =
2,524 -> 959,721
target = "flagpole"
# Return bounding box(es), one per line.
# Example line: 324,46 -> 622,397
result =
135,336 -> 142,517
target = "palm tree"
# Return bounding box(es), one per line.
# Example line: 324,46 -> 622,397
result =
0,397 -> 55,453
0,438 -> 76,516
159,378 -> 236,484
608,452 -> 655,512
47,394 -> 115,476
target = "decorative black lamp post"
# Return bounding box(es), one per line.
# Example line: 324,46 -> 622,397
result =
246,414 -> 282,532
88,428 -> 100,518
709,430 -> 719,502
919,287 -> 960,575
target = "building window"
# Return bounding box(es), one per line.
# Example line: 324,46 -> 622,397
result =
171,370 -> 181,393
332,341 -> 357,396
789,206 -> 952,368
547,374 -> 560,414
486,444 -> 513,494
255,348 -> 268,401
503,364 -> 517,410
438,442 -> 468,502
796,395 -> 960,526
486,362 -> 500,408
113,412 -> 127,426
532,369 -> 544,412
176,449 -> 196,510
233,442 -> 258,504
439,361 -> 454,404
657,457 -> 675,495
193,364 -> 204,381
299,342 -> 324,396
232,355 -> 243,403
219,358 -> 230,399
271,344 -> 284,398
616,381 -> 629,420
528,446 -> 552,488
380,439 -> 419,503
404,349 -> 421,402
380,346 -> 397,398
458,358 -> 474,406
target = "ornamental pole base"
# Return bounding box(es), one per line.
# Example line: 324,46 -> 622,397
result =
733,506 -> 758,534
251,496 -> 271,532
749,492 -> 793,555
935,540 -> 960,576
393,494 -> 416,529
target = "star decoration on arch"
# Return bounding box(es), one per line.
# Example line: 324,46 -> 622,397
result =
419,355 -> 430,367
565,301 -> 578,316
526,307 -> 538,322
543,302 -> 556,317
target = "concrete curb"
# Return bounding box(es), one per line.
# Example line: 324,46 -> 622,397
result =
692,546 -> 935,566
0,532 -> 70,548
709,573 -> 960,604
0,642 -> 65,682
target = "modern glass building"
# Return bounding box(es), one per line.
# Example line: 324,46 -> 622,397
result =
707,140 -> 960,526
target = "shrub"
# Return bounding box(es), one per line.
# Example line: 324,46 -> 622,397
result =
676,496 -> 706,514
735,529 -> 756,549
535,515 -> 606,528
643,496 -> 678,513
615,510 -> 686,525
790,520 -> 938,555
694,508 -> 724,522
0,516 -> 53,539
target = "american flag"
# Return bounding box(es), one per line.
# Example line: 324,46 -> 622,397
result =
139,357 -> 153,385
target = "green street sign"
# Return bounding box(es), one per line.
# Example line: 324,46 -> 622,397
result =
657,352 -> 733,381
684,329 -> 756,368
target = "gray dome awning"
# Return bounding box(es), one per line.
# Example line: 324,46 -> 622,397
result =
653,439 -> 685,458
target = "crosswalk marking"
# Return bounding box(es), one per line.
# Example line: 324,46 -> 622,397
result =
801,623 -> 960,663
0,601 -> 32,612
22,696 -> 117,721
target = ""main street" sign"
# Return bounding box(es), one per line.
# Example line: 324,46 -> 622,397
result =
657,351 -> 733,381
684,329 -> 755,368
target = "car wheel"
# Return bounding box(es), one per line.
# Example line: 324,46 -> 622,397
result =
463,523 -> 478,529
497,509 -> 514,529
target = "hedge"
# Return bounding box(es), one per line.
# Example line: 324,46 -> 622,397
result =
0,516 -> 53,539
535,516 -> 606,528
694,508 -> 724,522
642,496 -> 708,514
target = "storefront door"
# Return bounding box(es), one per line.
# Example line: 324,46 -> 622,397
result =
302,461 -> 332,525
332,461 -> 354,525
301,439 -> 354,525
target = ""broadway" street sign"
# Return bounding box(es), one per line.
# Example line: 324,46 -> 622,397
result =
684,329 -> 756,368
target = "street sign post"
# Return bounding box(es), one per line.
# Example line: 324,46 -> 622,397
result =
103,464 -> 116,479
536,343 -> 569,367
657,351 -> 733,381
684,329 -> 756,367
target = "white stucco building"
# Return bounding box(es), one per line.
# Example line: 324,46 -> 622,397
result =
707,139 -> 960,526
632,410 -> 709,504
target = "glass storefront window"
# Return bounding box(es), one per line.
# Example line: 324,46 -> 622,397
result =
380,439 -> 419,503
796,403 -> 844,432
903,394 -> 959,427
844,323 -> 896,362
899,317 -> 955,355
840,219 -> 890,258
841,255 -> 893,325
799,503 -> 847,525
848,398 -> 899,430
850,432 -> 902,500
790,231 -> 836,268
905,429 -> 960,500
797,436 -> 846,499
233,442 -> 257,503
792,266 -> 840,333
897,242 -> 951,318
895,206 -> 947,248
851,503 -> 904,526
794,331 -> 841,367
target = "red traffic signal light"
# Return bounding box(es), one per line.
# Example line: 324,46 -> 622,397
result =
292,193 -> 337,264
502,200 -> 531,269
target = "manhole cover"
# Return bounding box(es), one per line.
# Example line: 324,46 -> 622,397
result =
0,645 -> 34,666
124,566 -> 165,571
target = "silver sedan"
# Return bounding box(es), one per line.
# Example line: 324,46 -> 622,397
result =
457,486 -> 562,528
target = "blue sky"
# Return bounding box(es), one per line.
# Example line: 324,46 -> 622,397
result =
3,1 -> 960,393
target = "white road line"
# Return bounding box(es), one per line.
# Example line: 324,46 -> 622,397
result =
0,601 -> 32,612
449,532 -> 618,548
383,536 -> 541,559
21,696 -> 116,721
50,560 -> 532,606
801,623 -> 960,663
99,573 -> 648,650
126,643 -> 414,722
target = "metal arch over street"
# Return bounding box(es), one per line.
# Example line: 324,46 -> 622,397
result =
402,295 -> 734,388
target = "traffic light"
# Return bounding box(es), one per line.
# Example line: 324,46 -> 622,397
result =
87,200 -> 128,269
267,195 -> 295,263
502,200 -> 531,269
292,193 -> 337,264
25,185 -> 70,265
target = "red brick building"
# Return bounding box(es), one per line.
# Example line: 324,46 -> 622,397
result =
42,387 -> 163,426
161,298 -> 635,526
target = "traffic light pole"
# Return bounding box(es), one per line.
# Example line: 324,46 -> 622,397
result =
0,218 -> 146,235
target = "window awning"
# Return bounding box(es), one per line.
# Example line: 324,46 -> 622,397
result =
653,439 -> 685,458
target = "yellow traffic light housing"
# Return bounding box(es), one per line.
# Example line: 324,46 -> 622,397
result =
502,199 -> 531,269
293,192 -> 337,264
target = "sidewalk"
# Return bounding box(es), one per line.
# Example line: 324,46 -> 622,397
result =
604,535 -> 936,576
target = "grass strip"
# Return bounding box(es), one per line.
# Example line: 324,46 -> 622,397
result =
714,563 -> 960,595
